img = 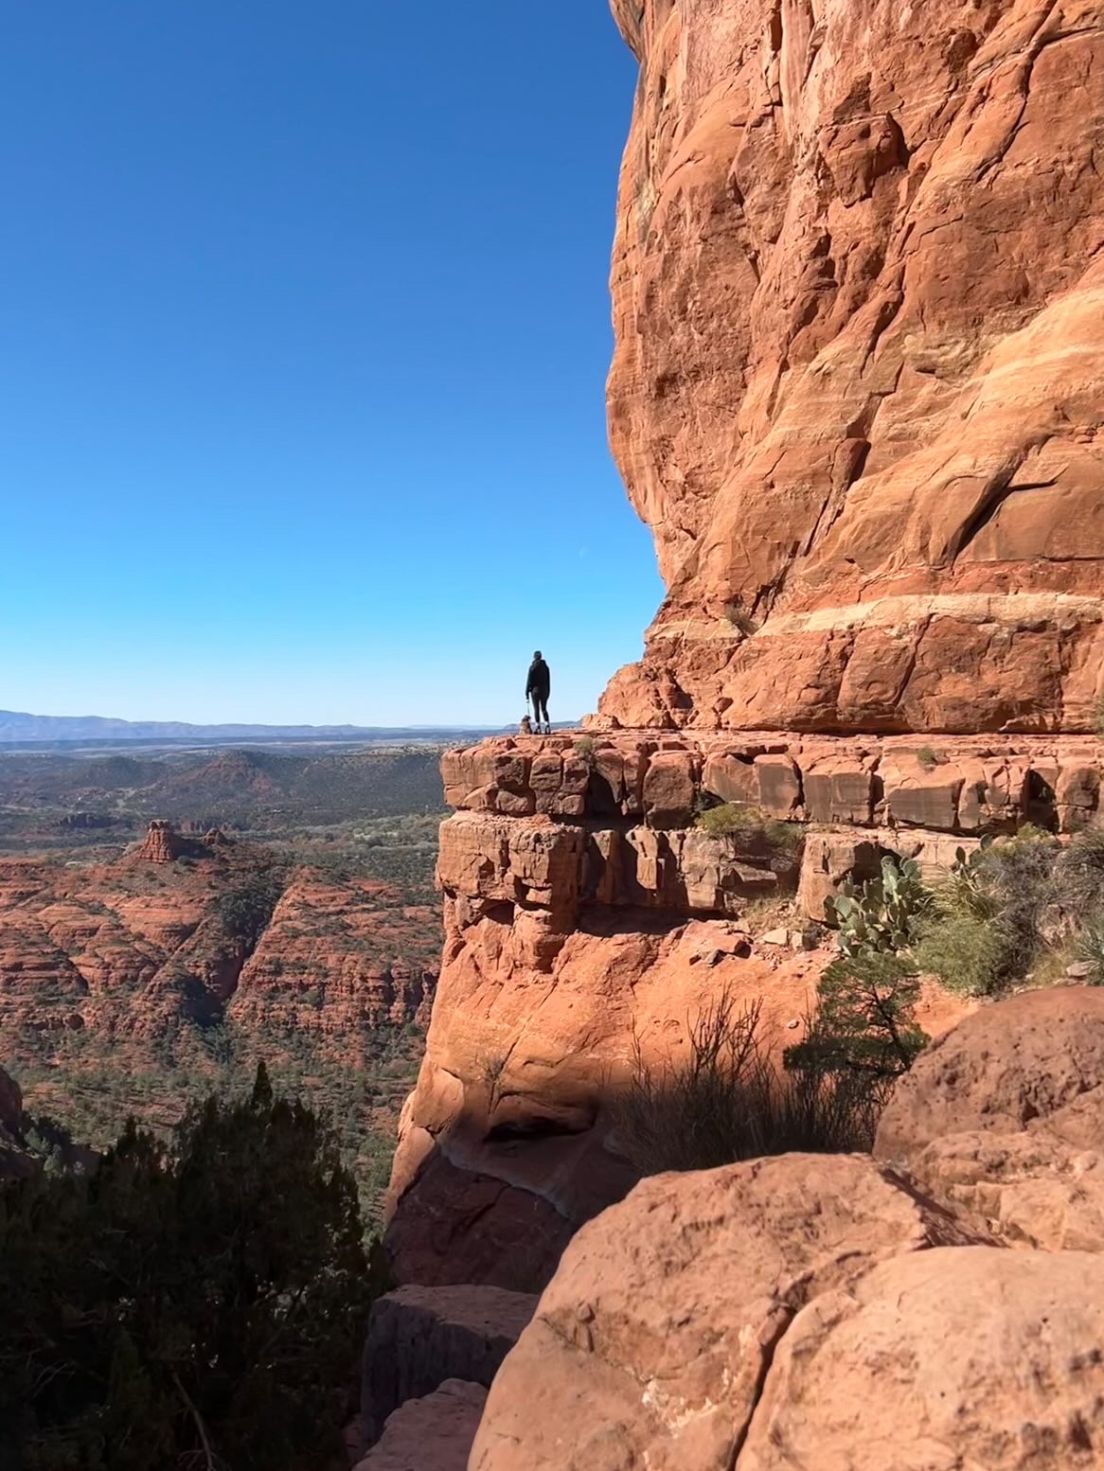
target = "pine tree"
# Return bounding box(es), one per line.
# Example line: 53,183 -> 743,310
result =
785,951 -> 929,1081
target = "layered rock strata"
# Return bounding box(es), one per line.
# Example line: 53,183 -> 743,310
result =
0,845 -> 433,1043
600,0 -> 1104,734
385,730 -> 996,1288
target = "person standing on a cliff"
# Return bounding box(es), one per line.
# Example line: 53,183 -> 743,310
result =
526,651 -> 551,734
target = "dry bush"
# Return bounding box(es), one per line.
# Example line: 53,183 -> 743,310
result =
611,992 -> 878,1176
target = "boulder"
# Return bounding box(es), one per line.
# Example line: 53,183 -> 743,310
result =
353,1380 -> 486,1471
904,1130 -> 1104,1252
739,1248 -> 1104,1470
875,987 -> 1104,1164
361,1284 -> 535,1444
469,1154 -> 970,1470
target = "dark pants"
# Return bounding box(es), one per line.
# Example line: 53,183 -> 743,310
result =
530,691 -> 549,726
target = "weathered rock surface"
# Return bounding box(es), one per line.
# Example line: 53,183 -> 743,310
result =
386,910 -> 827,1290
904,1129 -> 1104,1253
361,1284 -> 535,1444
875,986 -> 1104,1161
470,1154 -> 971,1470
0,845 -> 434,1044
876,987 -> 1104,1249
600,0 -> 1104,734
739,1247 -> 1104,1470
352,1380 -> 486,1471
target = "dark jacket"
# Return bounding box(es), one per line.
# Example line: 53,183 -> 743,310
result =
526,657 -> 550,699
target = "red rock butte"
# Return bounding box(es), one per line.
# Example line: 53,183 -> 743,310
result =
599,0 -> 1104,735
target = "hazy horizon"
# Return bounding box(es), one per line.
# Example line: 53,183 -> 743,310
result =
2,4 -> 662,727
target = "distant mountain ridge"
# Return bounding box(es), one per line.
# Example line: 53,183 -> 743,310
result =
0,709 -> 501,746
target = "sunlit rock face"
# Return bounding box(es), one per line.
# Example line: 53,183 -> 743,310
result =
601,0 -> 1104,734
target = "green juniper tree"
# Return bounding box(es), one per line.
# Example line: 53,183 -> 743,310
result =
0,1064 -> 378,1471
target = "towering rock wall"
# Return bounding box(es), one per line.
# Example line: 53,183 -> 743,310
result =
601,0 -> 1104,733
384,0 -> 1104,1296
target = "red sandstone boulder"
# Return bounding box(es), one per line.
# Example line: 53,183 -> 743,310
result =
904,1130 -> 1104,1253
875,987 -> 1104,1163
470,1154 -> 970,1470
739,1248 -> 1104,1471
875,988 -> 1104,1251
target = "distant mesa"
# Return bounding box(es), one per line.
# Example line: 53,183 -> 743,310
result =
136,819 -> 182,864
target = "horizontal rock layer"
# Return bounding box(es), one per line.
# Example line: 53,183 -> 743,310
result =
600,0 -> 1104,734
447,732 -> 1101,834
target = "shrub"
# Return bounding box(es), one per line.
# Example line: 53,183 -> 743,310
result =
825,855 -> 931,956
916,746 -> 943,769
1073,915 -> 1104,986
785,951 -> 929,1081
1053,825 -> 1104,918
917,830 -> 1061,993
573,736 -> 596,765
724,604 -> 758,636
912,910 -> 1012,996
612,993 -> 878,1175
695,802 -> 804,856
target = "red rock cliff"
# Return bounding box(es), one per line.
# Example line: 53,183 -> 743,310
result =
600,0 -> 1104,733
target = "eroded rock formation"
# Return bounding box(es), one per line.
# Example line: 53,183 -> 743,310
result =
0,843 -> 434,1044
382,4 -> 1104,1458
599,0 -> 1104,733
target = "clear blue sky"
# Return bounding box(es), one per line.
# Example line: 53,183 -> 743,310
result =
0,3 -> 660,726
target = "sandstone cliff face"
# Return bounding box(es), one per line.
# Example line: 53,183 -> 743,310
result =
600,0 -> 1104,733
385,731 -> 990,1289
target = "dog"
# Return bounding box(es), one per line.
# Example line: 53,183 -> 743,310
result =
519,714 -> 534,736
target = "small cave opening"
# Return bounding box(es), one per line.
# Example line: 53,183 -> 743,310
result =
484,1115 -> 585,1144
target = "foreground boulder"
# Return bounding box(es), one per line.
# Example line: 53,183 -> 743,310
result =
361,1284 -> 535,1444
739,1247 -> 1104,1470
900,1129 -> 1104,1253
470,1154 -> 970,1470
